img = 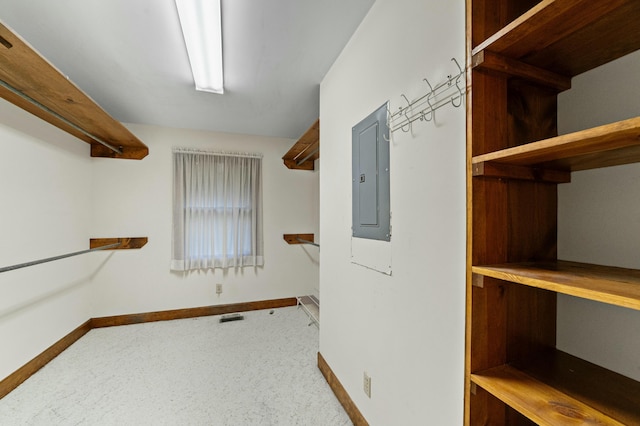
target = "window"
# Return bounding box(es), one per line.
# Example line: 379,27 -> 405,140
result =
171,149 -> 263,270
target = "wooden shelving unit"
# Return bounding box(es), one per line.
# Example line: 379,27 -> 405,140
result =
0,22 -> 148,160
465,0 -> 640,424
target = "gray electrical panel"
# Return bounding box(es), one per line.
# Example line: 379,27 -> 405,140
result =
352,103 -> 390,241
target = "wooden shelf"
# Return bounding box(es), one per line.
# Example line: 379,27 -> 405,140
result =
0,22 -> 148,160
283,234 -> 315,245
471,350 -> 640,425
90,237 -> 148,250
473,260 -> 640,311
472,116 -> 640,175
283,119 -> 319,170
471,0 -> 640,77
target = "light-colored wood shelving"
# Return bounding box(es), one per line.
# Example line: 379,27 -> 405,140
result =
466,0 -> 640,424
472,366 -> 622,425
472,116 -> 640,174
473,260 -> 640,311
472,350 -> 640,426
0,22 -> 148,160
471,0 -> 640,77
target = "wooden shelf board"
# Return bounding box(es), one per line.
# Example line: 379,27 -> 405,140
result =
472,0 -> 640,77
90,237 -> 148,250
283,119 -> 319,170
472,116 -> 640,172
472,260 -> 640,311
283,234 -> 314,245
472,349 -> 640,426
0,22 -> 148,160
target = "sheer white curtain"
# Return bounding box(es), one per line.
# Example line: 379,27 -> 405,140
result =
171,149 -> 263,270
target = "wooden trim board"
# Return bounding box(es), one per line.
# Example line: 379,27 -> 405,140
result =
317,352 -> 369,426
91,298 -> 297,328
0,298 -> 297,400
0,320 -> 93,399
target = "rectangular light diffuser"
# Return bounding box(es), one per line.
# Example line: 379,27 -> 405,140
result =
175,0 -> 224,94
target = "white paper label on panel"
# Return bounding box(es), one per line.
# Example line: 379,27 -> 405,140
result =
351,236 -> 392,275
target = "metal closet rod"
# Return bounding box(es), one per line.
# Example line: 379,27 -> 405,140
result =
0,78 -> 123,155
296,146 -> 319,166
0,242 -> 122,274
296,237 -> 320,248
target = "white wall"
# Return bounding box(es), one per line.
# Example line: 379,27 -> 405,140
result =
557,51 -> 640,381
0,99 -> 94,380
319,0 -> 466,424
89,123 -> 320,317
0,104 -> 320,380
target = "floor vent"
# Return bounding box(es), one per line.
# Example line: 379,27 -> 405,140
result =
219,313 -> 244,323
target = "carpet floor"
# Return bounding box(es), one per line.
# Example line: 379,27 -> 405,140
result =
0,306 -> 351,425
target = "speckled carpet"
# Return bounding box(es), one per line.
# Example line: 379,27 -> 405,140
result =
0,307 -> 351,425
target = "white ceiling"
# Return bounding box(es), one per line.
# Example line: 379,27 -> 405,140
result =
0,0 -> 374,139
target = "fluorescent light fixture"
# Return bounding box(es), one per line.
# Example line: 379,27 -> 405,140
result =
175,0 -> 224,94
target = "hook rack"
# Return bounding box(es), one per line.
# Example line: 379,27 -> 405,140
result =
389,58 -> 465,133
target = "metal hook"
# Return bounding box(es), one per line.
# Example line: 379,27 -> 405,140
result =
399,94 -> 413,132
451,79 -> 464,108
451,94 -> 463,108
449,58 -> 465,108
423,77 -> 435,95
424,108 -> 434,121
423,78 -> 436,120
451,57 -> 463,75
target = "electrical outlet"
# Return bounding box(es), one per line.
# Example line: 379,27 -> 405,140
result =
363,372 -> 371,398
216,283 -> 223,295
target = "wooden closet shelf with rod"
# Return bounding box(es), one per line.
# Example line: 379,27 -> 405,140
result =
283,234 -> 319,248
0,237 -> 148,273
282,119 -> 319,170
0,22 -> 148,160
